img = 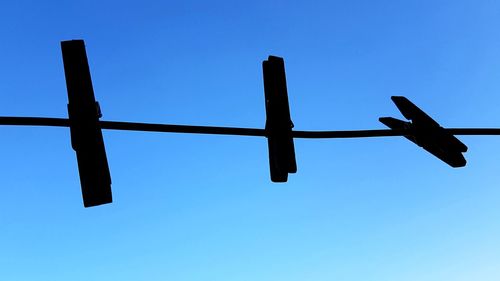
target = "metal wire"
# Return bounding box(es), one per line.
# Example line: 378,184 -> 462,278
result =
0,116 -> 499,139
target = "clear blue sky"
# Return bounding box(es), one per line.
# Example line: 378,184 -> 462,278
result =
1,1 -> 500,280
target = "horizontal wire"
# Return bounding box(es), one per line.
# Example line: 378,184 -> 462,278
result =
0,116 -> 499,139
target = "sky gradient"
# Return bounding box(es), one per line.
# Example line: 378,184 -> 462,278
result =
1,1 -> 500,280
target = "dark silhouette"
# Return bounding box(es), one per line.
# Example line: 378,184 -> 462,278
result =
61,40 -> 112,207
380,96 -> 467,167
3,39 -> 499,207
262,56 -> 297,182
